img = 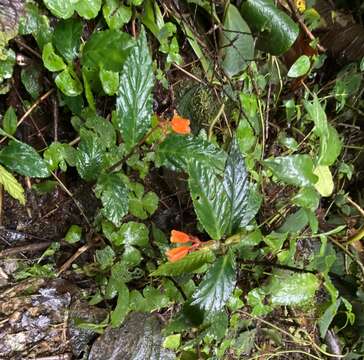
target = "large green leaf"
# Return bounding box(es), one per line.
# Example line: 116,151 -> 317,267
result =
0,140 -> 50,178
219,4 -> 254,77
265,270 -> 319,306
188,160 -> 230,240
74,0 -> 101,19
192,251 -> 236,312
152,249 -> 215,276
156,134 -> 226,173
76,129 -> 105,181
55,67 -> 83,97
82,29 -> 134,72
264,155 -> 317,187
0,164 -> 25,204
114,28 -> 153,152
42,42 -> 66,72
95,173 -> 129,227
111,280 -> 129,327
223,138 -> 250,234
240,0 -> 299,55
53,18 -> 82,62
43,0 -> 74,19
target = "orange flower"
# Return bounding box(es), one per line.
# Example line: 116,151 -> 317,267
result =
170,113 -> 191,135
170,230 -> 191,243
166,246 -> 190,262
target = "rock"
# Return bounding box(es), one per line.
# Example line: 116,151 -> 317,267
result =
89,312 -> 176,360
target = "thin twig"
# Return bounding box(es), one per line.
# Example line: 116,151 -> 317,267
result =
0,89 -> 54,144
172,63 -> 206,85
0,241 -> 53,258
52,93 -> 59,142
208,103 -> 225,141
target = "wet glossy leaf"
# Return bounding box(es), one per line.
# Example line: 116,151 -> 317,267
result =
114,28 -> 153,151
82,29 -> 134,72
223,138 -> 249,234
314,165 -> 334,197
0,140 -> 50,178
192,251 -> 236,312
3,106 -> 17,135
42,42 -> 66,72
95,173 -> 129,227
103,0 -> 132,29
318,125 -> 342,166
76,129 -> 105,181
53,18 -> 82,62
0,164 -> 25,204
44,142 -> 76,171
152,249 -> 215,276
55,67 -> 83,97
96,245 -> 115,270
84,112 -> 116,149
287,55 -> 311,77
111,281 -> 129,327
99,68 -> 119,95
318,298 -> 341,338
265,271 -> 319,306
240,0 -> 299,55
264,155 -> 317,187
156,134 -> 226,173
219,4 -> 253,77
65,224 -> 82,244
43,0 -> 74,19
21,64 -> 43,99
75,0 -> 101,19
188,160 -> 230,240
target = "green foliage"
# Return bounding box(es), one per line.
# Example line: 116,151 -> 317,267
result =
192,251 -> 236,313
287,55 -> 311,78
0,164 -> 25,204
114,28 -> 153,152
240,0 -> 299,55
65,224 -> 82,244
3,106 -> 17,135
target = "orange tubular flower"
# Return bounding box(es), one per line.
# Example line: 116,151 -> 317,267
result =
166,246 -> 190,262
170,113 -> 191,135
170,230 -> 191,243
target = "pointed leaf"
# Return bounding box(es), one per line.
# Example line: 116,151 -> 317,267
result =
114,28 -> 153,151
314,165 -> 334,197
287,55 -> 311,78
192,251 -> 236,312
0,164 -> 25,204
219,4 -> 254,77
0,140 -> 50,178
3,106 -> 17,135
223,138 -> 249,233
188,160 -> 230,240
152,249 -> 215,276
156,134 -> 226,173
111,281 -> 129,327
95,173 -> 129,227
264,155 -> 317,187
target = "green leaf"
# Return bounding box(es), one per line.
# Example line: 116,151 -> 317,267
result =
42,42 -> 66,72
53,18 -> 82,62
318,298 -> 341,338
188,160 -> 230,240
313,165 -> 334,197
76,129 -> 105,181
82,29 -> 134,72
65,224 -> 82,244
0,48 -> 15,83
99,68 -> 119,95
265,271 -> 319,306
219,4 -> 253,77
43,0 -> 74,19
0,164 -> 25,204
3,106 -> 17,135
84,112 -> 116,149
95,173 -> 129,227
318,125 -> 342,166
74,0 -> 101,19
44,142 -> 76,171
152,249 -> 215,276
0,140 -> 50,178
264,155 -> 317,187
55,67 -> 83,97
129,190 -> 159,220
156,134 -> 226,173
21,64 -> 43,99
103,0 -> 132,29
163,334 -> 181,350
192,251 -> 236,312
292,187 -> 320,210
240,0 -> 299,55
223,138 -> 249,234
114,28 -> 153,152
287,55 -> 311,77
96,245 -> 115,270
111,281 -> 129,327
